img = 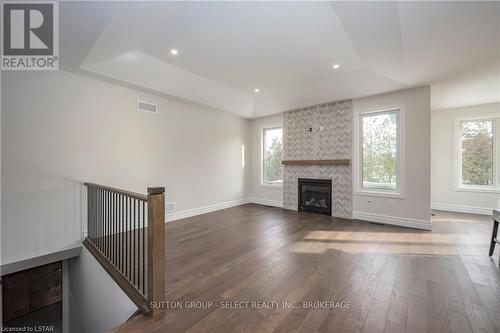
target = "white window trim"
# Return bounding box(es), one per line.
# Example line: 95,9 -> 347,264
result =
353,105 -> 406,199
261,125 -> 283,188
454,114 -> 500,193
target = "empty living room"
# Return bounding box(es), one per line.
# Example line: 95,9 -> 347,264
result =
1,1 -> 500,332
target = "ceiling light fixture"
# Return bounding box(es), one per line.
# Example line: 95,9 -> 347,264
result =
170,49 -> 179,56
254,88 -> 260,93
332,63 -> 340,69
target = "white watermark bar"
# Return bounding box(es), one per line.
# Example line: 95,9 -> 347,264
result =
150,300 -> 352,310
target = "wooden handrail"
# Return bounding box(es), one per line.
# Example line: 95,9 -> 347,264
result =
84,182 -> 148,201
83,183 -> 165,319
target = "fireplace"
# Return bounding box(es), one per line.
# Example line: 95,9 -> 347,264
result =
298,178 -> 332,216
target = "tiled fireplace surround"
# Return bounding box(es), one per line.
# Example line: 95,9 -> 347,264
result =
283,100 -> 353,219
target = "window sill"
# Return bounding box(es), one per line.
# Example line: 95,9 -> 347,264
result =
260,183 -> 283,189
455,186 -> 500,194
354,190 -> 405,199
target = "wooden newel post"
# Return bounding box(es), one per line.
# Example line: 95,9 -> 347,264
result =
147,187 -> 166,320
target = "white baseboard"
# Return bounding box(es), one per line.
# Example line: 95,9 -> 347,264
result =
353,211 -> 432,231
165,198 -> 251,222
431,203 -> 493,216
164,198 -> 434,231
165,197 -> 286,222
249,197 -> 283,208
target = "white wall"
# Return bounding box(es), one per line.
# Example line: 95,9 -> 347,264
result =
432,102 -> 500,214
353,87 -> 432,229
68,247 -> 136,333
249,113 -> 283,207
1,70 -> 251,265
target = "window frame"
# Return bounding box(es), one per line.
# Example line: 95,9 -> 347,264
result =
261,125 -> 283,188
354,105 -> 405,199
454,114 -> 500,193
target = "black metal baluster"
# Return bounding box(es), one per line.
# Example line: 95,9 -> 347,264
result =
124,193 -> 129,278
138,200 -> 142,293
105,189 -> 108,256
107,190 -> 111,258
87,187 -> 91,240
136,199 -> 139,290
123,194 -> 126,274
102,189 -> 105,255
93,187 -> 96,243
116,193 -> 119,267
126,196 -> 129,279
92,188 -> 97,245
120,195 -> 125,273
118,194 -> 121,272
99,188 -> 102,251
128,196 -> 132,280
114,192 -> 117,267
136,199 -> 139,288
133,198 -> 136,286
91,187 -> 94,240
103,189 -> 105,252
104,189 -> 107,254
100,189 -> 102,247
124,195 -> 127,278
106,191 -> 110,259
87,187 -> 90,240
111,192 -> 115,265
143,200 -> 147,295
96,188 -> 99,249
108,191 -> 111,262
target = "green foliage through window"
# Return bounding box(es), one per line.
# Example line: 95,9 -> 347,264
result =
361,111 -> 398,190
460,119 -> 494,187
263,128 -> 283,183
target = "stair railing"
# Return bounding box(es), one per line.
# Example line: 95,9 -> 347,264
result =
83,183 -> 165,319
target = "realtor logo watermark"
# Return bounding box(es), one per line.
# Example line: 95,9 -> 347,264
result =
1,1 -> 59,70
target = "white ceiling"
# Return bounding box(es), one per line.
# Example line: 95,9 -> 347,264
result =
61,1 -> 500,117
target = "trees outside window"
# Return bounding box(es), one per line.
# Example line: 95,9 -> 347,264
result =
361,110 -> 399,191
458,118 -> 498,190
262,127 -> 283,185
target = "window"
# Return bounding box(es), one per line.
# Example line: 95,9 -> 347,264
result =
457,116 -> 499,191
358,108 -> 403,196
262,126 -> 283,186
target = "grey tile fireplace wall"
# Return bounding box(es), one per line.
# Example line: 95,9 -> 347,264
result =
283,100 -> 352,219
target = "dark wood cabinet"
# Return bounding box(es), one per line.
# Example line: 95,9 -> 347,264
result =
2,262 -> 62,322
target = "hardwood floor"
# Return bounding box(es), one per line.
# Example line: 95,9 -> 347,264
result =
111,204 -> 500,333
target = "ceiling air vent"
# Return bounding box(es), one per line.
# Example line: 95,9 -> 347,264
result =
137,100 -> 158,114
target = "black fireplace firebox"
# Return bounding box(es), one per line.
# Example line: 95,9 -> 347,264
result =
298,178 -> 332,216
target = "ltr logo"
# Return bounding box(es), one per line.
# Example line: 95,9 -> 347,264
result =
2,1 -> 58,70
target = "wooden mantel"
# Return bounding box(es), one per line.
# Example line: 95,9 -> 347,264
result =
281,159 -> 351,166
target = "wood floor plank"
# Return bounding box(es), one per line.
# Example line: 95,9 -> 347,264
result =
362,256 -> 398,333
463,301 -> 495,333
385,256 -> 411,331
341,253 -> 388,332
425,279 -> 451,333
406,294 -> 428,333
439,256 -> 473,333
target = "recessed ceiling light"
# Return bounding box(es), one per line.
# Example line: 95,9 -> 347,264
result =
254,88 -> 260,93
170,49 -> 179,56
332,63 -> 340,69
